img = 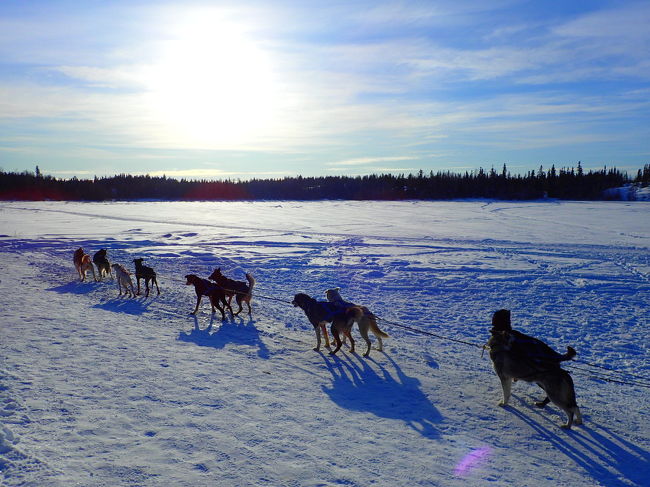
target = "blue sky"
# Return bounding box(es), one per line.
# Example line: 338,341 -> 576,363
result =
1,0 -> 648,180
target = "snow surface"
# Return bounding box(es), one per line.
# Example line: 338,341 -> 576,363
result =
0,200 -> 648,487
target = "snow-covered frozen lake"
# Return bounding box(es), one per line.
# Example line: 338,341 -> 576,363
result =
1,200 -> 648,486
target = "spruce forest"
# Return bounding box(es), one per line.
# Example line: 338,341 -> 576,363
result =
1,164 -> 649,201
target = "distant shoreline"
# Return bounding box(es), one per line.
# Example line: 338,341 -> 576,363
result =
1,165 -> 649,201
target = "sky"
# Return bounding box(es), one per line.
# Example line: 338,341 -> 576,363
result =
0,0 -> 649,180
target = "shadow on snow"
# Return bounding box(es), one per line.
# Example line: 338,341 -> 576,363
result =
177,315 -> 270,359
47,280 -> 103,295
507,396 -> 650,487
91,296 -> 156,315
321,351 -> 442,439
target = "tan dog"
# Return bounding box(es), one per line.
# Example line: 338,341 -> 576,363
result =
325,288 -> 388,357
73,247 -> 96,282
292,293 -> 364,355
111,263 -> 135,297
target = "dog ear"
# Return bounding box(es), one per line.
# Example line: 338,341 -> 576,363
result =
491,309 -> 512,332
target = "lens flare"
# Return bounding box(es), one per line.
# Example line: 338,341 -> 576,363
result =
454,446 -> 492,477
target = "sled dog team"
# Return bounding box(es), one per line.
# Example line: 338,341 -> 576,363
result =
73,247 -> 159,297
73,247 -> 583,429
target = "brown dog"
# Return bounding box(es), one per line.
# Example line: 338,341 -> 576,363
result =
73,247 -> 96,282
292,293 -> 363,355
185,274 -> 233,320
208,268 -> 255,316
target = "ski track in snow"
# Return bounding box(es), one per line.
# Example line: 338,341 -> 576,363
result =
0,201 -> 649,486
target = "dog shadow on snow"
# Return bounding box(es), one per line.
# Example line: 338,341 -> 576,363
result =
321,352 -> 442,439
177,315 -> 270,359
507,395 -> 649,487
91,296 -> 155,315
47,280 -> 155,315
48,280 -> 104,295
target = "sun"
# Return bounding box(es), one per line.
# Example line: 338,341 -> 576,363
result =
144,11 -> 278,147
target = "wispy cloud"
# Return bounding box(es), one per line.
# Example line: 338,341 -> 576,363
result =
326,156 -> 420,167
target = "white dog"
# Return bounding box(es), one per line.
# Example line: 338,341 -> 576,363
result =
111,263 -> 135,297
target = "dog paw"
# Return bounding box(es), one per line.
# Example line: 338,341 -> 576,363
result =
498,401 -> 508,407
313,347 -> 319,352
534,401 -> 547,408
560,424 -> 572,430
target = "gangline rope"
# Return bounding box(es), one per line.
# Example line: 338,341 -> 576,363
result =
223,287 -> 650,388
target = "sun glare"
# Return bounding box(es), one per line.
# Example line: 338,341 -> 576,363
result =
145,11 -> 278,146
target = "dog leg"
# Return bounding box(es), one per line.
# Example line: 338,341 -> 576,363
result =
370,318 -> 387,351
314,326 -> 322,351
136,278 -> 141,295
154,277 -> 160,295
573,406 -> 583,426
498,377 -> 512,406
535,396 -> 551,408
224,300 -> 235,319
321,323 -> 331,348
329,325 -> 343,355
560,409 -> 575,429
191,295 -> 202,315
233,295 -> 244,316
218,296 -> 228,320
346,331 -> 355,354
358,321 -> 372,357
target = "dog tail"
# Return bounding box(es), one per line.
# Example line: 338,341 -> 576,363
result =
562,346 -> 577,361
245,273 -> 255,291
369,318 -> 389,338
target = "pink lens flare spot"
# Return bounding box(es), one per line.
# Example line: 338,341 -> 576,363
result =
454,446 -> 492,477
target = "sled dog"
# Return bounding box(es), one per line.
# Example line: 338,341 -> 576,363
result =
292,293 -> 363,355
133,258 -> 160,297
73,247 -> 96,282
487,309 -> 582,429
185,274 -> 233,320
208,268 -> 255,316
325,287 -> 388,357
111,263 -> 135,297
93,249 -> 112,280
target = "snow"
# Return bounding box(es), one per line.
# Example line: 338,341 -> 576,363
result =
0,200 -> 648,487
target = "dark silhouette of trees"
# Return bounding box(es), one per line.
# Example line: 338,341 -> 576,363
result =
0,164 -> 641,201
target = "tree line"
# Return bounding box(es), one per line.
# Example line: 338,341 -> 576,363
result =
1,163 -> 648,201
